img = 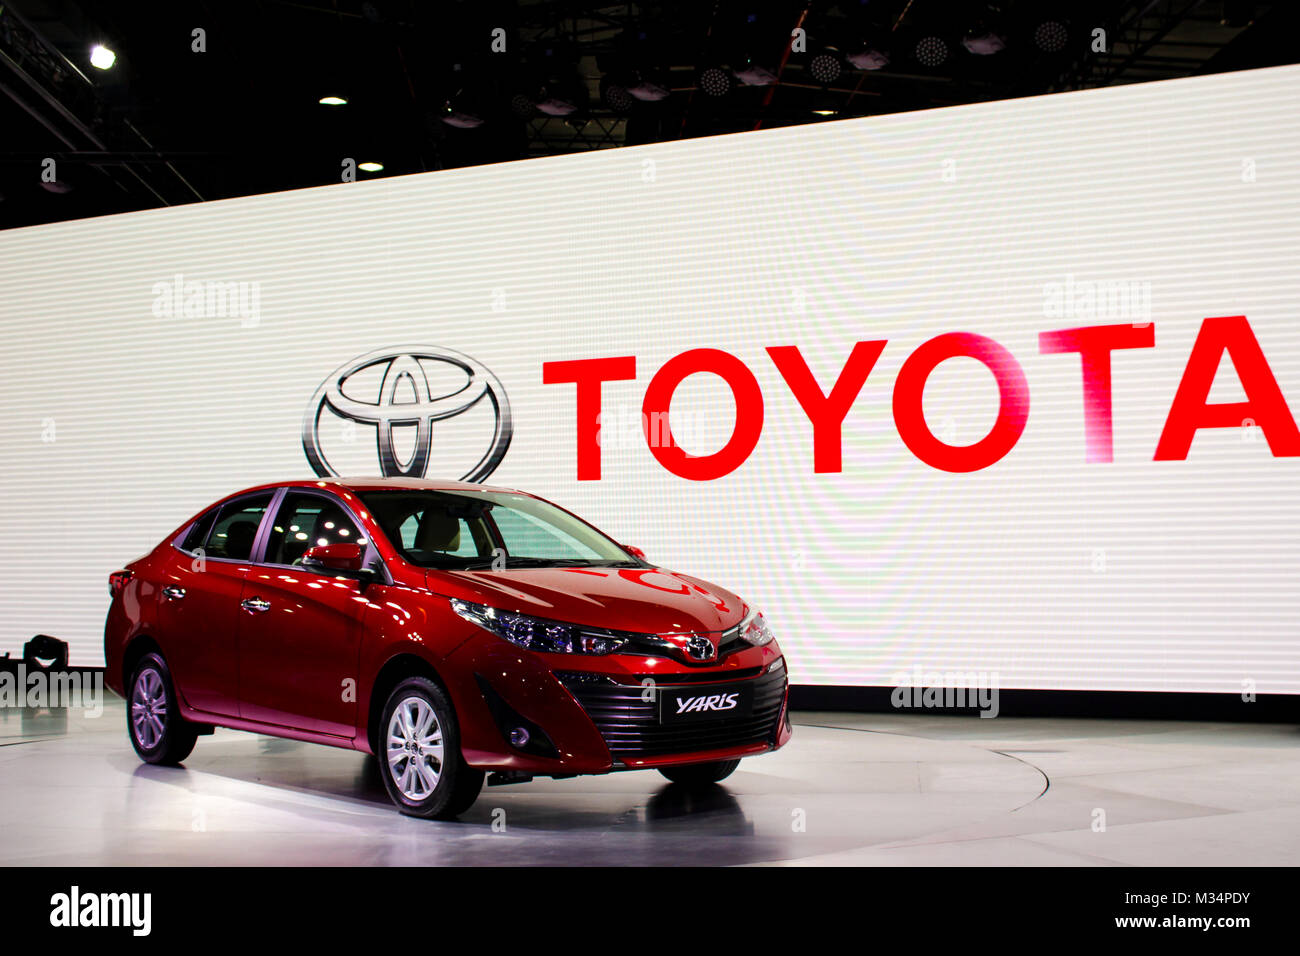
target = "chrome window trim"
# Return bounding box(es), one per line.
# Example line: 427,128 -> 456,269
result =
253,486 -> 392,585
170,490 -> 279,565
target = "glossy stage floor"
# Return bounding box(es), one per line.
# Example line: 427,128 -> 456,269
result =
3,695 -> 1298,866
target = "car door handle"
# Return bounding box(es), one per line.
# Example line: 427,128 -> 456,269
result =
162,586 -> 186,601
240,597 -> 271,614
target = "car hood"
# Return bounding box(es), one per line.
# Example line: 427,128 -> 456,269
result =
425,565 -> 748,635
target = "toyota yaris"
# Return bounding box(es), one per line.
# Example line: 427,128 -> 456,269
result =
105,478 -> 791,818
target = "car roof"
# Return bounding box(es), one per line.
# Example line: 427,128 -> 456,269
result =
326,476 -> 520,494
229,476 -> 524,498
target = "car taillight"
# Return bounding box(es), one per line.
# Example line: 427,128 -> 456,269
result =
109,570 -> 133,597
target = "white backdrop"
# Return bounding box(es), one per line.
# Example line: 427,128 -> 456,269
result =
2,64 -> 1298,692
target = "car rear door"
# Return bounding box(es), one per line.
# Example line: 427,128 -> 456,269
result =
235,489 -> 375,738
157,491 -> 275,718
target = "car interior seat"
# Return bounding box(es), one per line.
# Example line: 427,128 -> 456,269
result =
221,519 -> 258,559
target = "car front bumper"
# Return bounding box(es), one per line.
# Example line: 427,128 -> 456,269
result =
441,631 -> 792,774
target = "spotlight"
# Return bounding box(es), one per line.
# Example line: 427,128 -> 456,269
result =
963,31 -> 1006,55
627,78 -> 669,102
699,66 -> 730,97
441,109 -> 483,129
535,90 -> 577,116
519,43 -> 588,119
847,46 -> 890,70
915,36 -> 948,68
812,109 -> 838,116
599,28 -> 671,105
357,161 -> 383,172
510,94 -> 537,118
318,95 -> 348,106
603,80 -> 634,111
809,52 -> 842,84
1033,21 -> 1069,53
440,89 -> 484,128
606,69 -> 668,105
733,60 -> 777,86
89,44 -> 116,70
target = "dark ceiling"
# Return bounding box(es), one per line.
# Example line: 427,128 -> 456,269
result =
1,0 -> 1296,230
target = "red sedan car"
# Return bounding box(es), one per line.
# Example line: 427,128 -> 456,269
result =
105,478 -> 791,818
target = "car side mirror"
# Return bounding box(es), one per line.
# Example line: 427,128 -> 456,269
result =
302,542 -> 365,573
623,544 -> 647,562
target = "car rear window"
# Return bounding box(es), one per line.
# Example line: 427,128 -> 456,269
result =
201,493 -> 273,561
180,508 -> 218,553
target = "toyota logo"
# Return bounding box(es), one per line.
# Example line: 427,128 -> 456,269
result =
685,635 -> 716,662
302,346 -> 512,482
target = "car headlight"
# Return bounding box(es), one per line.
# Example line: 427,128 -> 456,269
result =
450,598 -> 629,655
740,607 -> 776,647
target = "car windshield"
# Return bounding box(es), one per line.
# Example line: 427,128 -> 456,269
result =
357,489 -> 642,570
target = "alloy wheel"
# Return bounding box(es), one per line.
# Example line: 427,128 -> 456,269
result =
386,696 -> 445,801
131,668 -> 167,750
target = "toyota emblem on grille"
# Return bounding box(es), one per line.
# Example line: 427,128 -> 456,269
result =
302,346 -> 512,482
685,635 -> 716,661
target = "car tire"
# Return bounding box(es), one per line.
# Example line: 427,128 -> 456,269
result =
378,677 -> 484,820
127,652 -> 199,765
658,758 -> 741,786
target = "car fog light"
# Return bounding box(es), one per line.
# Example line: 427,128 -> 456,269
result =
509,727 -> 530,749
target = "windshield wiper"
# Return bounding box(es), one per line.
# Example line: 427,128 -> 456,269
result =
504,556 -> 587,568
443,556 -> 646,571
519,557 -> 648,568
452,556 -> 636,570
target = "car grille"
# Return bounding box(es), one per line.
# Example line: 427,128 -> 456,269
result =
558,660 -> 787,759
612,622 -> 751,664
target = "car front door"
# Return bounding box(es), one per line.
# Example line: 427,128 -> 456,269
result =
157,492 -> 275,718
236,489 -> 374,737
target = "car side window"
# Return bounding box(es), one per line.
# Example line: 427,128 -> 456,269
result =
180,508 -> 218,553
204,494 -> 273,561
264,493 -> 367,567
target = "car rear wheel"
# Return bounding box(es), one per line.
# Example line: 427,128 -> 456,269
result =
378,677 -> 484,819
127,652 -> 198,765
658,758 -> 741,786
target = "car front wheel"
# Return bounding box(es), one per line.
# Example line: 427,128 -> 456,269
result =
379,677 -> 484,819
127,652 -> 198,765
658,758 -> 741,786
